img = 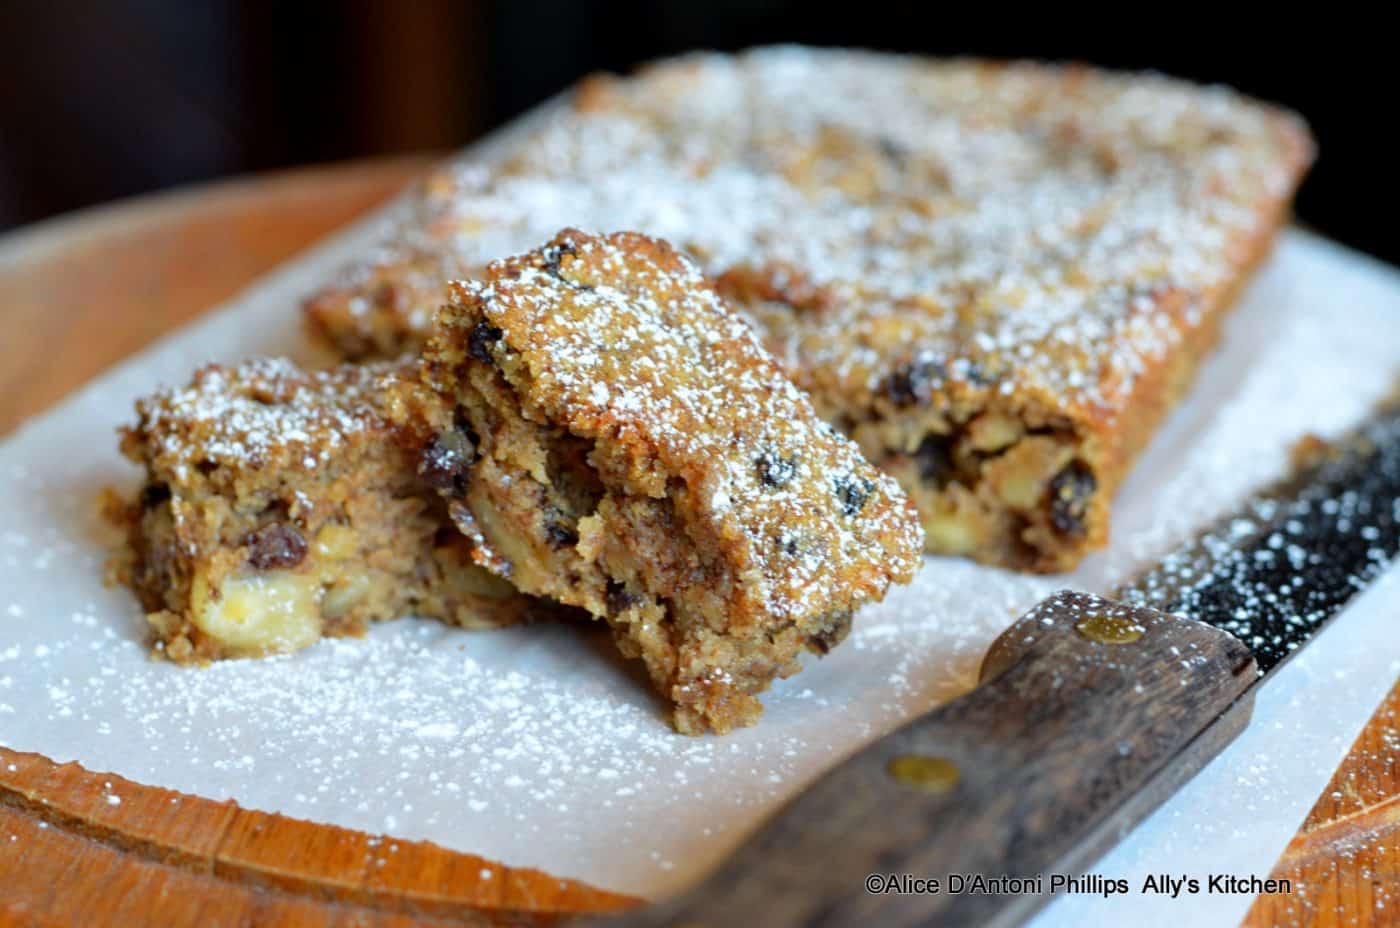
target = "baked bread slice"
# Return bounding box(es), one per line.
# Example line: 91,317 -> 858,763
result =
303,47 -> 1313,571
117,358 -> 537,662
413,229 -> 923,733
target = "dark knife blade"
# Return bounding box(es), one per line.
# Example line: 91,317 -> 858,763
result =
1119,404 -> 1400,673
590,400 -> 1400,928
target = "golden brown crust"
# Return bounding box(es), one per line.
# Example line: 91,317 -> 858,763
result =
302,249 -> 447,362
300,47 -> 1313,572
118,358 -> 540,662
303,167 -> 498,362
416,229 -> 923,732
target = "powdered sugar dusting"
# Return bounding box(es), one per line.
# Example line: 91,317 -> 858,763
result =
450,230 -> 921,621
130,357 -> 410,481
316,46 -> 1310,417
0,227 -> 1395,909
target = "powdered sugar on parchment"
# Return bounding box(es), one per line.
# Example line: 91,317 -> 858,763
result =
0,203 -> 1398,920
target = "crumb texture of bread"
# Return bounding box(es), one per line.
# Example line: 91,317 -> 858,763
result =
417,229 -> 923,733
119,358 -> 535,662
304,47 -> 1313,571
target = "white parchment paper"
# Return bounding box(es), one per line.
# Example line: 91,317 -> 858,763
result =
0,150 -> 1397,927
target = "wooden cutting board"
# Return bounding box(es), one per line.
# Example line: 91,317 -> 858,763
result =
0,156 -> 1393,927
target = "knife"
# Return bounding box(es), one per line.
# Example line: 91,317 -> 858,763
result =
590,401 -> 1400,928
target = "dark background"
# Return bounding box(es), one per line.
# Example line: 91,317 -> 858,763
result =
1,1 -> 1394,263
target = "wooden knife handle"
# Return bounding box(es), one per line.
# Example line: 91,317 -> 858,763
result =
594,590 -> 1258,928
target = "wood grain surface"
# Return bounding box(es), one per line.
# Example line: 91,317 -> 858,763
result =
0,156 -> 427,436
0,745 -> 635,927
1242,677 -> 1400,927
0,157 -> 1394,927
0,157 -> 640,927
